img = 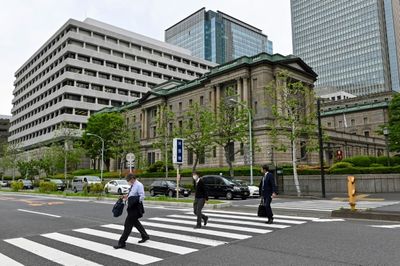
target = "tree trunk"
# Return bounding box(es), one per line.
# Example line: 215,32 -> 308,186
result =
224,145 -> 234,177
291,124 -> 301,196
192,155 -> 199,173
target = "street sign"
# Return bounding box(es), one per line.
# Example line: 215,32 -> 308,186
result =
126,153 -> 135,162
172,138 -> 184,164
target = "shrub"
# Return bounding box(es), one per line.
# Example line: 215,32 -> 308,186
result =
72,169 -> 98,175
370,163 -> 384,167
330,162 -> 354,169
102,172 -> 121,179
11,181 -> 23,192
90,183 -> 104,194
376,156 -> 390,166
147,161 -> 174,173
38,181 -> 57,193
342,156 -> 372,167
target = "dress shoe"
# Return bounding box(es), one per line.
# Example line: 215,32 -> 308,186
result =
113,243 -> 126,249
266,218 -> 274,224
138,237 -> 149,243
193,225 -> 201,229
203,216 -> 208,226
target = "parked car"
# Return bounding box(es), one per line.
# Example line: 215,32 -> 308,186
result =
18,179 -> 34,189
232,179 -> 259,197
202,175 -> 250,200
104,179 -> 130,194
45,178 -> 66,191
0,180 -> 8,187
149,180 -> 191,197
72,176 -> 101,193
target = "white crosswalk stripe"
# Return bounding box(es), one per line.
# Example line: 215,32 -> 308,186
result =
74,228 -> 197,255
0,252 -> 24,266
42,232 -> 162,265
149,217 -> 271,234
369,224 -> 400,229
2,210 -> 324,265
101,224 -> 227,246
5,237 -> 102,266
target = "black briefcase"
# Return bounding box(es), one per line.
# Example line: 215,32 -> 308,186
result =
112,198 -> 125,217
257,199 -> 267,217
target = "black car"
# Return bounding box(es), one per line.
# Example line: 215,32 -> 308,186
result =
45,179 -> 66,191
18,179 -> 34,189
149,180 -> 191,197
202,175 -> 250,200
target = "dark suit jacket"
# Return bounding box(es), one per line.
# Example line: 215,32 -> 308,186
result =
259,172 -> 277,197
127,195 -> 144,219
194,178 -> 208,200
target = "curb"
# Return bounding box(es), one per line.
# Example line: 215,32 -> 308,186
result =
331,209 -> 400,221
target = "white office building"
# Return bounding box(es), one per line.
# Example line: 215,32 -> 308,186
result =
9,18 -> 216,149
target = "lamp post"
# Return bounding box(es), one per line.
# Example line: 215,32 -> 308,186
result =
317,98 -> 326,198
383,127 -> 390,167
87,133 -> 104,181
229,99 -> 253,185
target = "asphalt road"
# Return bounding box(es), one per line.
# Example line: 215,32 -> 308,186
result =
0,192 -> 399,265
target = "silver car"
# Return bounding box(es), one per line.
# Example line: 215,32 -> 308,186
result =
72,176 -> 101,192
104,180 -> 130,195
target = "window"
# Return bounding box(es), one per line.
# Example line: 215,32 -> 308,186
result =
254,101 -> 258,114
228,142 -> 235,162
364,131 -> 370,137
187,149 -> 193,165
363,117 -> 368,124
351,119 -> 355,126
240,143 -> 244,155
92,58 -> 103,65
200,96 -> 204,105
179,102 -> 182,112
147,152 -> 155,165
213,146 -> 217,158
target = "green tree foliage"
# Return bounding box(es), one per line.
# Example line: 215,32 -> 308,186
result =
265,70 -> 318,196
182,102 -> 215,172
83,112 -> 125,171
0,142 -> 21,180
17,160 -> 39,180
153,103 -> 176,177
214,87 -> 248,177
388,93 -> 400,152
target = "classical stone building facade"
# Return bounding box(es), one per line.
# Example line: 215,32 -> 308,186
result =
101,53 -> 387,169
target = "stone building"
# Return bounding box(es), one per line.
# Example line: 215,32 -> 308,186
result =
100,53 -> 387,169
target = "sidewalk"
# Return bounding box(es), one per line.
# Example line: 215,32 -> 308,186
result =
330,192 -> 400,221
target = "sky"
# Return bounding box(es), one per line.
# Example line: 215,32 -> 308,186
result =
0,0 -> 292,116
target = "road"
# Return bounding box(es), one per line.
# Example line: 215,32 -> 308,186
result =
0,193 -> 399,265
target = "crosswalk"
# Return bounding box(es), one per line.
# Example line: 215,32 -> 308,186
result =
1,210 -> 340,265
244,200 -> 400,212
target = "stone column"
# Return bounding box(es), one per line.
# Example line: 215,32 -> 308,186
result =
237,78 -> 242,102
243,77 -> 249,106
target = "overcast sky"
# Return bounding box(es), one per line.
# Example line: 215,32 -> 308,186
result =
0,0 -> 292,115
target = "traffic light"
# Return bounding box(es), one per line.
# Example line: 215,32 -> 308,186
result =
336,150 -> 343,161
347,176 -> 356,211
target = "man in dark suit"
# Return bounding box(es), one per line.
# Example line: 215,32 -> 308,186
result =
259,164 -> 277,224
114,173 -> 149,249
193,172 -> 209,229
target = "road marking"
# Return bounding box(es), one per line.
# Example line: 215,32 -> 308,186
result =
42,232 -> 162,265
17,209 -> 61,218
370,224 -> 400,229
313,218 -> 345,222
102,224 -> 227,246
149,217 -> 271,234
203,209 -> 319,221
74,228 -> 197,255
172,214 -> 291,228
0,252 -> 24,266
141,221 -> 251,240
5,237 -> 101,266
199,211 -> 306,225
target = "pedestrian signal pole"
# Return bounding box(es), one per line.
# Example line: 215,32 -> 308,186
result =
173,138 -> 184,199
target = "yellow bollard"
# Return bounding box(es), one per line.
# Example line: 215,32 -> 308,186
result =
347,176 -> 356,211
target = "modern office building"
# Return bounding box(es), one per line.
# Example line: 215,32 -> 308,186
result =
0,115 -> 11,147
9,18 -> 215,150
291,0 -> 400,96
165,8 -> 273,64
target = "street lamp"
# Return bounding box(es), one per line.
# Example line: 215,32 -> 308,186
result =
383,127 -> 390,167
229,98 -> 254,185
87,133 -> 104,181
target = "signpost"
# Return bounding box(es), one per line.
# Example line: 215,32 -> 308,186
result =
126,153 -> 135,173
173,138 -> 184,199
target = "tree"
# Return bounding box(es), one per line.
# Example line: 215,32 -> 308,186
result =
182,102 -> 215,172
265,70 -> 318,196
0,142 -> 21,181
17,160 -> 39,180
83,112 -> 126,171
153,103 -> 175,177
214,87 -> 248,177
388,93 -> 400,152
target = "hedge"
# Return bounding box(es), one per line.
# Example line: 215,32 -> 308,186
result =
38,181 -> 57,193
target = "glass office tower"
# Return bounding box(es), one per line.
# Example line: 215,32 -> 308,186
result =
165,8 -> 273,64
291,0 -> 400,96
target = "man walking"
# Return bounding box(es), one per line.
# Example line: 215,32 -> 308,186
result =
259,164 -> 277,224
192,172 -> 208,229
114,173 -> 149,249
